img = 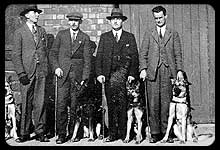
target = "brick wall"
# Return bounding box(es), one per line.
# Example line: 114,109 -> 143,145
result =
37,4 -> 114,46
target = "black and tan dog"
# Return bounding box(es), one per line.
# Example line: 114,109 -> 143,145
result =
123,80 -> 145,144
70,79 -> 102,142
5,76 -> 18,140
161,71 -> 198,144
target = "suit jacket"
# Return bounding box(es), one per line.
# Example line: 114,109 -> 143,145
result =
12,23 -> 48,78
139,26 -> 183,80
49,29 -> 91,86
96,30 -> 139,80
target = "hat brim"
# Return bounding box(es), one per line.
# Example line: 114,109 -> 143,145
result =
106,16 -> 127,21
67,17 -> 82,20
20,9 -> 42,16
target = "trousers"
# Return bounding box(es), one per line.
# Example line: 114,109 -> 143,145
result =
146,63 -> 172,135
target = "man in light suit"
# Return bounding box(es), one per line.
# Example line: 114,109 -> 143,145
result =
12,5 -> 50,142
49,12 -> 91,144
96,7 -> 139,142
139,6 -> 183,143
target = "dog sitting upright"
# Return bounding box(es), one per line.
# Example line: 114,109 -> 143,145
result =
161,71 -> 198,144
123,80 -> 144,144
70,79 -> 100,142
5,76 -> 18,140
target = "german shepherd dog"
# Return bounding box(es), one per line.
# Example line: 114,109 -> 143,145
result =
123,80 -> 145,144
70,78 -> 103,142
161,71 -> 198,144
5,76 -> 18,140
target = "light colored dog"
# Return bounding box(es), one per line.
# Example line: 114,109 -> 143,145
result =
5,77 -> 18,140
123,80 -> 144,144
161,71 -> 198,144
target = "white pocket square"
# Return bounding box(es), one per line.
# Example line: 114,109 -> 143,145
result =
126,44 -> 129,47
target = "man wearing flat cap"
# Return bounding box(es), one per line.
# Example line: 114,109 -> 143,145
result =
49,12 -> 91,144
96,7 -> 139,142
12,5 -> 50,142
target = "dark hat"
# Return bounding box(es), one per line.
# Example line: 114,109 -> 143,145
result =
20,5 -> 42,16
66,12 -> 83,20
106,8 -> 127,21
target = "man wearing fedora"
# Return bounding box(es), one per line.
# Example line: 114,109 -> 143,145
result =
49,12 -> 91,144
12,5 -> 50,142
96,7 -> 139,142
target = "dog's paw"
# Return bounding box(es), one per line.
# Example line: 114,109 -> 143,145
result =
88,138 -> 95,142
179,140 -> 185,144
192,137 -> 198,143
160,139 -> 167,143
135,139 -> 142,144
98,135 -> 104,140
135,135 -> 142,144
123,138 -> 130,143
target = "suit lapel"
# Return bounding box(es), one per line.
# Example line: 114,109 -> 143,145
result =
151,27 -> 160,44
163,27 -> 172,45
117,30 -> 126,50
151,26 -> 172,45
71,30 -> 83,56
23,24 -> 36,48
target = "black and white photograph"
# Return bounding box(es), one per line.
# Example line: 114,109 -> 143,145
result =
5,4 -> 215,146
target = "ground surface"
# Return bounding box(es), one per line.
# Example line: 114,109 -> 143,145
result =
6,124 -> 215,146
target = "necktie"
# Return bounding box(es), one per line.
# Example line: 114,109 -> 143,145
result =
72,32 -> 76,42
115,33 -> 118,42
159,28 -> 163,39
32,25 -> 38,43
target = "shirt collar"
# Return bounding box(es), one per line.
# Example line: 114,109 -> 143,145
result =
70,28 -> 79,35
26,22 -> 36,31
112,28 -> 122,38
157,25 -> 166,36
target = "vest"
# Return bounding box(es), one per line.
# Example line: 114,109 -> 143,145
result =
158,37 -> 169,67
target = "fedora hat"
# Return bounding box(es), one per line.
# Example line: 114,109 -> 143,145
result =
20,5 -> 42,16
106,8 -> 127,21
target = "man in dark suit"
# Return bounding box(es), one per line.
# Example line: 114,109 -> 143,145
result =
12,5 -> 50,142
96,7 -> 139,142
139,6 -> 183,143
49,12 -> 91,144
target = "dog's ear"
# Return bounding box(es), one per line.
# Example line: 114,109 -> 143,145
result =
126,81 -> 130,90
135,81 -> 140,89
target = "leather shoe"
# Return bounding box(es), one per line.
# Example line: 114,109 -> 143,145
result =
149,134 -> 161,143
36,134 -> 50,142
15,135 -> 30,143
104,136 -> 116,142
56,135 -> 66,144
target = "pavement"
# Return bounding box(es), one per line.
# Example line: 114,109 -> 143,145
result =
5,124 -> 215,146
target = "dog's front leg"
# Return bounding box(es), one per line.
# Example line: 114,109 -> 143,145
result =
70,119 -> 80,142
88,117 -> 95,142
123,109 -> 133,143
180,105 -> 188,144
9,104 -> 18,139
134,108 -> 143,144
161,103 -> 175,143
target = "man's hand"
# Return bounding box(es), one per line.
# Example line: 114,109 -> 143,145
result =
55,68 -> 63,78
97,75 -> 105,83
140,69 -> 147,81
19,74 -> 30,85
128,76 -> 135,83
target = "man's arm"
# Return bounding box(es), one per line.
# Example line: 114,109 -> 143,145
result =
128,34 -> 139,79
12,30 -> 26,76
139,30 -> 150,72
82,34 -> 91,81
